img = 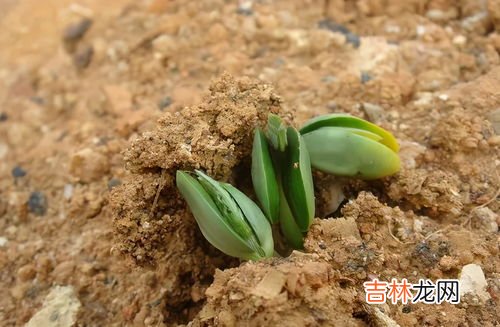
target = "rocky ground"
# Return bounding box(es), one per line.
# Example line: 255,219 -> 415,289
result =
0,0 -> 499,326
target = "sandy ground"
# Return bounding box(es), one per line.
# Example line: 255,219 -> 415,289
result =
0,0 -> 499,326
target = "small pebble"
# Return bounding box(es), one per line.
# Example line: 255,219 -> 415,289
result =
488,135 -> 500,146
236,1 -> 253,16
28,191 -> 48,216
459,264 -> 490,302
0,112 -> 7,121
63,18 -> 93,43
413,242 -> 438,266
63,184 -> 74,200
438,94 -> 449,101
237,8 -> 253,16
416,25 -> 426,36
326,101 -> 337,110
318,19 -> 360,48
30,96 -> 45,105
273,58 -> 285,67
0,143 -> 8,159
402,306 -> 411,313
251,46 -> 267,58
25,286 -> 81,327
360,71 -> 372,83
486,108 -> 500,134
385,24 -> 401,34
319,19 -> 349,34
17,264 -> 37,281
452,35 -> 466,46
0,236 -> 7,247
69,147 -> 110,182
321,75 -> 337,84
158,96 -> 172,110
152,34 -> 176,58
73,45 -> 94,69
461,12 -> 488,32
107,178 -> 122,190
472,207 -> 498,233
63,18 -> 93,53
362,102 -> 384,122
345,33 -> 361,48
12,166 -> 27,178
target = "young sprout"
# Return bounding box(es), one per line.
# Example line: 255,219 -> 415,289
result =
251,129 -> 279,223
277,181 -> 304,249
251,115 -> 315,249
178,113 -> 401,257
300,114 -> 400,179
282,127 -> 315,232
266,114 -> 288,151
176,170 -> 274,261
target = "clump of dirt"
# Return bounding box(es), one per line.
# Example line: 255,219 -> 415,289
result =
122,73 -> 286,176
191,253 -> 363,327
303,191 -> 499,326
386,168 -> 463,218
111,73 -> 288,264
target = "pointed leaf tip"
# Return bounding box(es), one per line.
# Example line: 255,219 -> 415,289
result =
251,128 -> 280,224
282,127 -> 315,232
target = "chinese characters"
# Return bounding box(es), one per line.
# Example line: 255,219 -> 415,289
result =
364,278 -> 460,304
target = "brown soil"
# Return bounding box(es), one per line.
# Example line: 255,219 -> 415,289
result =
0,0 -> 498,326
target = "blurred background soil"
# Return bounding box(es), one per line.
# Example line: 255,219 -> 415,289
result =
0,0 -> 498,326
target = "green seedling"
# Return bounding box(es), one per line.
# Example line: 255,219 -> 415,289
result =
276,179 -> 304,249
266,113 -> 288,151
177,113 -> 400,259
251,114 -> 315,249
300,114 -> 400,179
176,170 -> 274,261
282,127 -> 315,232
251,129 -> 279,223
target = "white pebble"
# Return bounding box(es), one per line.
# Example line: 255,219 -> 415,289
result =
0,143 -> 8,159
438,94 -> 449,101
459,264 -> 490,302
238,0 -> 253,12
25,286 -> 81,327
63,184 -> 74,200
473,207 -> 498,233
452,35 -> 466,46
152,34 -> 176,58
385,24 -> 401,34
416,25 -> 426,36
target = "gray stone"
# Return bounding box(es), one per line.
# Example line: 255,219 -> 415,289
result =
362,102 -> 384,123
487,108 -> 500,134
25,286 -> 81,327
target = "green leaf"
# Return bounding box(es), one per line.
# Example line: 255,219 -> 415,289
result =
195,170 -> 254,242
222,183 -> 274,258
176,171 -> 257,260
300,113 -> 399,152
278,183 -> 304,249
342,127 -> 383,142
266,114 -> 288,152
302,127 -> 401,179
282,127 -> 315,232
251,128 -> 280,224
